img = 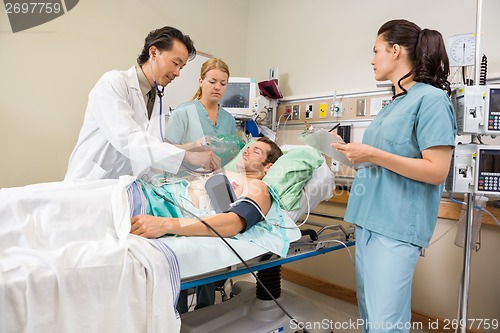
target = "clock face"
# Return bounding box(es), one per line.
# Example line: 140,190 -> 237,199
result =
448,34 -> 476,67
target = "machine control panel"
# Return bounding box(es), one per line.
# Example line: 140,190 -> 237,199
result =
476,147 -> 500,194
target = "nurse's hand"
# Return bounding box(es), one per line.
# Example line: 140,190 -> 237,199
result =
184,151 -> 221,171
331,142 -> 375,164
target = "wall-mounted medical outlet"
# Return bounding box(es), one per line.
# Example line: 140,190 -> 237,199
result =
331,101 -> 342,118
292,105 -> 300,120
319,103 -> 327,118
305,104 -> 313,119
285,105 -> 292,119
331,159 -> 340,173
356,99 -> 366,116
337,124 -> 352,143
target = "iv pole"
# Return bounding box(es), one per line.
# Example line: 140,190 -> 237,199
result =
458,1 -> 483,331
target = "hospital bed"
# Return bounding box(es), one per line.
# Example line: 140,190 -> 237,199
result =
0,145 -> 355,333
168,146 -> 356,333
179,220 -> 355,333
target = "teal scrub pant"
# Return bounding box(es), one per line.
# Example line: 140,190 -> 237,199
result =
355,226 -> 421,333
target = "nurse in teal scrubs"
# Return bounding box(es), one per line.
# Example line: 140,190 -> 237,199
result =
164,57 -> 238,312
165,58 -> 236,146
332,19 -> 456,333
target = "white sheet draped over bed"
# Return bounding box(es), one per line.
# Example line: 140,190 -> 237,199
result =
0,152 -> 334,332
0,176 -> 181,333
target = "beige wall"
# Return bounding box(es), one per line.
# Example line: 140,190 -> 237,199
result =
0,0 -> 250,187
245,0 -> 500,326
246,0 -> 500,97
2,0 -> 500,187
1,0 -> 499,327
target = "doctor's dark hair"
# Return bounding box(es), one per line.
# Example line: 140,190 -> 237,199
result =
378,19 -> 451,97
137,26 -> 196,66
256,137 -> 282,165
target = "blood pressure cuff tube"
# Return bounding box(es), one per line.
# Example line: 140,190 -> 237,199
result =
225,197 -> 263,232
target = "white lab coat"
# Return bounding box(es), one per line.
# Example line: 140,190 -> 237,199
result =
65,66 -> 185,180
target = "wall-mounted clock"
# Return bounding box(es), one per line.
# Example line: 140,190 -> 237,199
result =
447,33 -> 476,67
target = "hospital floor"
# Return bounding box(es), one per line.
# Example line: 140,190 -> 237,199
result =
186,274 -> 429,333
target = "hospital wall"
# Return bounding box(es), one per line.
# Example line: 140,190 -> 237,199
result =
245,0 -> 500,97
2,0 -> 500,188
0,0 -> 251,188
1,0 -> 500,329
249,0 -> 500,328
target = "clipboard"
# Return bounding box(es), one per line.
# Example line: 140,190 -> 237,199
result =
298,128 -> 372,169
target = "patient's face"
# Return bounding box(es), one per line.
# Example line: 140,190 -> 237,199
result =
237,141 -> 270,174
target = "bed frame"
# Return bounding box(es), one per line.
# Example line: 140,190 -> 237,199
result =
180,217 -> 355,333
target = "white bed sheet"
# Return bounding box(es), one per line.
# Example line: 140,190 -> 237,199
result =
0,150 -> 334,331
163,149 -> 334,279
158,205 -> 300,279
0,176 -> 180,333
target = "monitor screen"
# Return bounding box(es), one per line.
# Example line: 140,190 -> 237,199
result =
478,148 -> 500,173
489,88 -> 500,114
220,82 -> 250,108
476,147 -> 500,194
485,88 -> 500,133
220,77 -> 256,117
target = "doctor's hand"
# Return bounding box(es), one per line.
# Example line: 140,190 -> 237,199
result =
331,142 -> 375,165
130,214 -> 171,238
184,150 -> 221,171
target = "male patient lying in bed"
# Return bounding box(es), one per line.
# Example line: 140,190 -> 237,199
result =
130,137 -> 283,238
130,136 -> 285,313
0,137 -> 297,325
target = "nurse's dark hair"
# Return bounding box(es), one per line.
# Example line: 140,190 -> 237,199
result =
378,19 -> 451,97
137,26 -> 196,66
256,137 -> 283,165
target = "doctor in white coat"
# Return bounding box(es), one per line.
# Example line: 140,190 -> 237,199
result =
65,26 -> 220,180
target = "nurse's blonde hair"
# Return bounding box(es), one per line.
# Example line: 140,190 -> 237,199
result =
192,58 -> 230,100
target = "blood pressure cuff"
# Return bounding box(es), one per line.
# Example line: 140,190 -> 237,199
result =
226,197 -> 264,232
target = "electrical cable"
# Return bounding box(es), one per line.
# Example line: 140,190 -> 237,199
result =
480,207 -> 500,228
295,189 -> 311,228
274,113 -> 287,142
149,187 -> 310,332
316,239 -> 355,264
278,188 -> 311,228
479,54 -> 487,86
428,213 -> 463,247
428,192 -> 478,247
449,67 -> 462,88
442,192 -> 500,237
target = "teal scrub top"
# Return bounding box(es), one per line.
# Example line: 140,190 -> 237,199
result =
344,83 -> 457,248
165,100 -> 236,144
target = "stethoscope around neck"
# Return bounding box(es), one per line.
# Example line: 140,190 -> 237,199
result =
150,58 -> 166,142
